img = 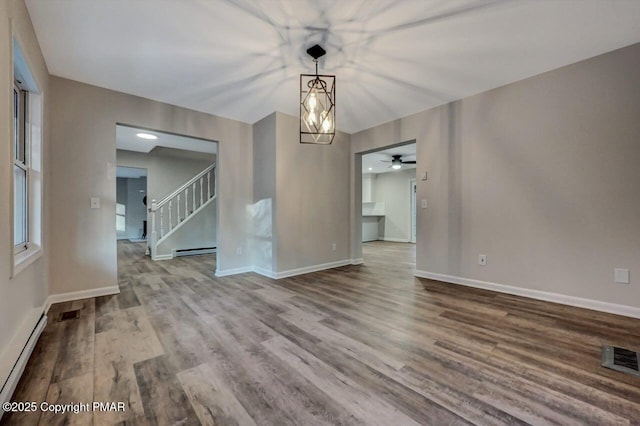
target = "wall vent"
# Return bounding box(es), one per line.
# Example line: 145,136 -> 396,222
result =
57,310 -> 80,322
602,345 -> 640,377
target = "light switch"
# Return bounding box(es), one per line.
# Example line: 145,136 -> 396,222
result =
421,199 -> 428,209
421,172 -> 428,181
614,268 -> 630,284
90,197 -> 100,209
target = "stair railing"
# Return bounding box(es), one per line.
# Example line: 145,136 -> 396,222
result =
147,163 -> 216,257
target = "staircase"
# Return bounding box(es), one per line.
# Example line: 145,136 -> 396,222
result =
147,163 -> 216,260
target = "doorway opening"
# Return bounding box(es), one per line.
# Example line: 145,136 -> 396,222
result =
359,141 -> 417,269
116,166 -> 148,242
115,124 -> 219,272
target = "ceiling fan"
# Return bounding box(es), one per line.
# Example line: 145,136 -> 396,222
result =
381,154 -> 416,169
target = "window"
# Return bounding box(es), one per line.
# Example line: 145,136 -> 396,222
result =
12,38 -> 43,276
13,83 -> 28,251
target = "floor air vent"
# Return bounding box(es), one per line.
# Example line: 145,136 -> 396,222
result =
602,345 -> 640,377
57,309 -> 81,322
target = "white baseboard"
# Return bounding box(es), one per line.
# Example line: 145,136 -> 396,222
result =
1,310 -> 46,411
253,266 -> 276,279
380,237 -> 410,243
215,266 -> 254,277
45,285 -> 121,312
218,260 -> 356,280
351,258 -> 364,265
151,254 -> 173,261
415,270 -> 640,319
273,259 -> 352,279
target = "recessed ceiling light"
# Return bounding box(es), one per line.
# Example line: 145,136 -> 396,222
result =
368,167 -> 373,171
136,133 -> 157,140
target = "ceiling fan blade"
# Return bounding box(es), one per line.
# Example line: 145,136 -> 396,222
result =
401,160 -> 416,164
380,160 -> 391,162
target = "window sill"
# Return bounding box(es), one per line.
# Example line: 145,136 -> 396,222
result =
13,244 -> 42,278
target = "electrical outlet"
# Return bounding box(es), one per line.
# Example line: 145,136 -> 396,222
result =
479,254 -> 487,266
421,199 -> 428,209
236,247 -> 242,256
331,243 -> 336,251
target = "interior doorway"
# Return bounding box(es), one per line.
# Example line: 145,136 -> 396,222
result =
114,123 -> 219,269
410,179 -> 416,244
116,166 -> 148,242
359,141 -> 417,267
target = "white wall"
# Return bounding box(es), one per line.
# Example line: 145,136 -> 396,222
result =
0,0 -> 49,401
352,42 -> 640,312
374,168 -> 415,242
49,76 -> 253,293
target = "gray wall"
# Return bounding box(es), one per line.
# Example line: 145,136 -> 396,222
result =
0,0 -> 49,396
374,169 -> 416,242
275,113 -> 351,273
49,76 -> 253,294
352,42 -> 640,309
252,113 -> 277,272
251,112 -> 351,274
116,148 -> 213,205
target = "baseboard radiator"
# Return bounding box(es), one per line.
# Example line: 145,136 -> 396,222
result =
0,313 -> 47,418
174,247 -> 216,257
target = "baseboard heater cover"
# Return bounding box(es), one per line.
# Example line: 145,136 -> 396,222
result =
602,345 -> 640,377
1,313 -> 47,416
174,247 -> 216,257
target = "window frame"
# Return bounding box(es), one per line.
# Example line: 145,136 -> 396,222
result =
11,35 -> 43,278
13,81 -> 29,254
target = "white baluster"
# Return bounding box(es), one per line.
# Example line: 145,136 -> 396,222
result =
160,206 -> 164,238
192,182 -> 196,212
200,177 -> 204,206
149,199 -> 157,257
168,200 -> 173,231
184,188 -> 188,218
207,171 -> 211,198
177,194 -> 181,222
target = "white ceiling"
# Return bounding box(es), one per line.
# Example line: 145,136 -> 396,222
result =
363,144 -> 416,174
26,0 -> 640,134
116,125 -> 217,154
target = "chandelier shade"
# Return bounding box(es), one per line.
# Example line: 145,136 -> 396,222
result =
300,45 -> 335,144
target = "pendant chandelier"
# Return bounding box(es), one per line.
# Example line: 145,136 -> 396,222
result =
300,44 -> 335,144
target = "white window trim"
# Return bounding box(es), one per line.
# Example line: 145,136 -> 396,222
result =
13,244 -> 42,277
11,35 -> 43,278
13,83 -> 28,253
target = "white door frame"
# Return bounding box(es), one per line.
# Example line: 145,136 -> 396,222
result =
409,178 -> 416,243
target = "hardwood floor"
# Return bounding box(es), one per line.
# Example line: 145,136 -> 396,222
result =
3,241 -> 640,425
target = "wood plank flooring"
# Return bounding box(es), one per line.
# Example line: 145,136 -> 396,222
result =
3,241 -> 640,425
